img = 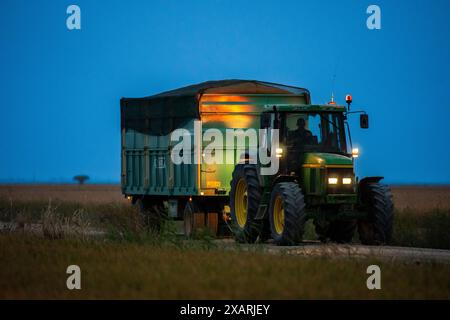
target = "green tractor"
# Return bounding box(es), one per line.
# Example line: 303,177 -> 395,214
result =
229,101 -> 394,246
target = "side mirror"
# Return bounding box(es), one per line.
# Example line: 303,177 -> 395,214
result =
360,114 -> 369,129
260,113 -> 271,128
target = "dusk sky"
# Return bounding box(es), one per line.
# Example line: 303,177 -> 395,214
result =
1,0 -> 449,184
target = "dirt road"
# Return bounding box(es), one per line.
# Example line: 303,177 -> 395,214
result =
2,220 -> 448,264
220,240 -> 450,264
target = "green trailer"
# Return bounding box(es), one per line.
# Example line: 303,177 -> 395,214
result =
121,80 -> 394,245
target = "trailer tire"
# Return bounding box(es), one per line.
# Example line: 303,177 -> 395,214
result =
269,182 -> 306,246
135,197 -> 166,232
358,183 -> 394,245
229,164 -> 263,243
183,201 -> 206,238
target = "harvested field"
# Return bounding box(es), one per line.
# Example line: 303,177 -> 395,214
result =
0,184 -> 127,204
1,184 -> 449,209
391,185 -> 450,211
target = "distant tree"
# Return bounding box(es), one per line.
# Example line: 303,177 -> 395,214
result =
73,175 -> 89,185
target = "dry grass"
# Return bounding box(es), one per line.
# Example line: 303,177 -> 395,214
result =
1,184 -> 450,249
0,234 -> 448,300
41,203 -> 92,240
392,208 -> 450,249
0,184 -> 449,299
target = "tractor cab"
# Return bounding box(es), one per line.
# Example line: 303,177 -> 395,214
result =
261,105 -> 351,175
260,104 -> 361,197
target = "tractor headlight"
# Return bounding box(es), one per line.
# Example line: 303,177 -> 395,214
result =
275,148 -> 283,158
342,177 -> 352,185
328,177 -> 338,185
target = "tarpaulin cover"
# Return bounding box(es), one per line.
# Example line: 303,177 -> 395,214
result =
121,79 -> 310,135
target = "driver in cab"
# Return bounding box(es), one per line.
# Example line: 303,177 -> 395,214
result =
288,117 -> 313,146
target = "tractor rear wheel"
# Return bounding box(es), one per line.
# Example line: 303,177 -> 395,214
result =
358,183 -> 394,245
229,164 -> 263,243
269,182 -> 306,246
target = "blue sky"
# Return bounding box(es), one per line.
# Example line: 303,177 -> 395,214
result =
0,0 -> 449,184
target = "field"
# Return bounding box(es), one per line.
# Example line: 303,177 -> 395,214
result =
1,184 -> 450,208
2,184 -> 449,209
0,184 -> 449,299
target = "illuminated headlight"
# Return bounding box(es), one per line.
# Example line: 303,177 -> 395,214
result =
328,177 -> 338,185
342,178 -> 352,185
275,148 -> 283,158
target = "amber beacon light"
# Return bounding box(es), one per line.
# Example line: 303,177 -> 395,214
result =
345,94 -> 353,110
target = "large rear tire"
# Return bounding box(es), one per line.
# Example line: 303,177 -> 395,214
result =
358,183 -> 394,245
229,164 -> 263,243
268,182 -> 306,246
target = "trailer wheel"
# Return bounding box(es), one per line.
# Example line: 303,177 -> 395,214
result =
135,197 -> 166,232
229,164 -> 263,243
183,201 -> 206,238
269,182 -> 306,246
358,183 -> 394,245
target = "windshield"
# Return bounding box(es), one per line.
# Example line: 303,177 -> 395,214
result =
283,112 -> 348,154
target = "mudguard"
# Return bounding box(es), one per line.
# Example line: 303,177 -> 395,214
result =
359,176 -> 384,188
358,176 -> 384,205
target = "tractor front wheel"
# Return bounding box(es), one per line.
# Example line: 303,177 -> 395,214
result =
358,183 -> 394,245
269,182 -> 306,246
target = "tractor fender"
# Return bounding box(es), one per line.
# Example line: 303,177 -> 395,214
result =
359,176 -> 384,188
357,176 -> 384,205
272,175 -> 299,187
237,150 -> 265,187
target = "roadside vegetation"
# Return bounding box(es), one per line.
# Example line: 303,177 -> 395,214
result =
1,233 -> 449,299
1,198 -> 449,249
0,185 -> 449,299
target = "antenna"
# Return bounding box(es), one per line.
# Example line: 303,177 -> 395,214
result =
331,64 -> 337,93
330,56 -> 340,104
328,92 -> 336,105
